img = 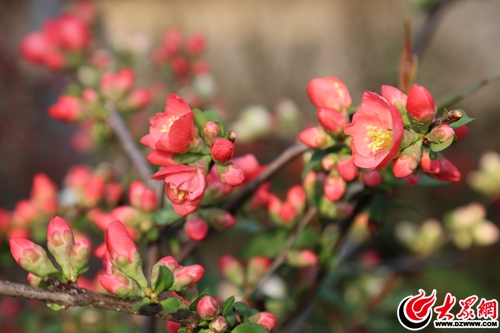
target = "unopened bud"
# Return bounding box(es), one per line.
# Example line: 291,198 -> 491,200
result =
98,274 -> 143,298
317,108 -> 348,135
9,237 -> 59,277
217,163 -> 245,186
324,174 -> 346,202
185,216 -> 209,241
203,121 -> 220,142
298,127 -> 335,149
219,255 -> 244,287
171,264 -> 205,290
336,156 -> 358,182
286,249 -> 318,268
209,316 -> 228,333
249,312 -> 277,332
246,256 -> 271,287
360,170 -> 382,187
429,124 -> 454,144
196,296 -> 221,320
392,141 -> 422,179
211,138 -> 235,164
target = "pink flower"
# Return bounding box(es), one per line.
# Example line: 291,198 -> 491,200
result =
392,155 -> 419,178
152,165 -> 207,216
298,127 -> 334,149
210,138 -> 235,163
48,95 -> 83,123
129,181 -> 157,212
286,185 -> 306,214
196,296 -> 221,320
140,94 -> 198,154
146,151 -> 176,167
127,88 -> 151,110
406,84 -> 436,123
317,108 -> 348,135
249,312 -> 277,332
233,154 -> 263,184
381,85 -> 407,105
343,92 -> 404,170
185,217 -> 209,241
30,173 -> 57,214
307,77 -> 352,110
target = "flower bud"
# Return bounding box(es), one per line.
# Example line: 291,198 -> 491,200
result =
406,84 -> 436,124
47,216 -> 75,278
84,176 -> 106,206
57,14 -> 91,52
9,237 -> 59,277
105,183 -> 123,206
360,170 -> 382,187
246,256 -> 271,287
321,153 -> 338,171
100,68 -> 135,100
336,156 -> 359,182
127,88 -> 151,110
155,255 -> 180,273
219,255 -> 244,287
420,149 -> 441,174
404,171 -> 420,186
71,238 -> 91,277
286,249 -> 318,268
317,108 -> 348,135
203,121 -> 220,142
452,125 -> 468,145
185,33 -> 206,56
48,95 -> 83,123
205,209 -> 236,230
185,216 -> 209,241
429,124 -> 454,143
217,163 -> 245,186
249,312 -> 277,332
324,174 -> 346,202
196,296 -> 221,320
307,77 -> 352,110
20,32 -> 49,65
98,274 -> 143,298
434,158 -> 461,182
209,316 -> 228,333
392,141 -> 422,179
286,185 -> 306,214
298,127 -> 335,149
105,221 -> 147,289
211,139 -> 235,163
27,273 -> 45,287
171,265 -> 205,290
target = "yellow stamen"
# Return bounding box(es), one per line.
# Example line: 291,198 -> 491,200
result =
364,125 -> 393,153
160,116 -> 180,133
173,188 -> 188,200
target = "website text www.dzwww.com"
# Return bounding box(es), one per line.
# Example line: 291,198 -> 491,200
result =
434,320 -> 499,329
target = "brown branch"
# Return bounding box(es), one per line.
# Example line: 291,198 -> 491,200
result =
106,101 -> 155,188
0,280 -> 200,328
224,143 -> 310,214
244,206 -> 318,299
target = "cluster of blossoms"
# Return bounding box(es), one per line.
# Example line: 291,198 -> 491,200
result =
141,93 -> 245,216
152,28 -> 209,86
299,77 -> 469,214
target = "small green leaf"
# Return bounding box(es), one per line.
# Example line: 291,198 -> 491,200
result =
131,298 -> 152,312
222,296 -> 235,316
204,109 -> 218,122
47,303 -> 66,311
448,109 -> 475,129
233,302 -> 249,317
239,228 -> 288,259
193,108 -> 208,133
160,297 -> 182,313
225,310 -> 237,327
302,150 -> 327,179
178,327 -> 188,333
173,152 -> 207,165
188,288 -> 209,311
231,322 -> 269,333
154,207 -> 183,226
152,265 -> 174,294
429,136 -> 454,152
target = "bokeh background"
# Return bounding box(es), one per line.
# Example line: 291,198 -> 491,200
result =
1,0 -> 500,332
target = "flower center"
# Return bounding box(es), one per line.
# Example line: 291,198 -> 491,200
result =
173,188 -> 189,200
364,125 -> 393,153
160,116 -> 180,134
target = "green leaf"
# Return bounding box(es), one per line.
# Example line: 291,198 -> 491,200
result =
160,297 -> 182,313
47,303 -> 66,311
429,136 -> 454,152
222,296 -> 235,316
188,288 -> 209,311
233,302 -> 250,317
178,327 -> 188,333
204,109 -> 218,122
193,108 -> 208,133
239,228 -> 288,259
173,152 -> 207,165
436,74 -> 500,111
154,207 -> 183,226
131,298 -> 152,312
225,311 -> 237,327
301,150 -> 327,179
448,109 -> 475,129
231,322 -> 269,333
292,225 -> 319,249
152,265 -> 174,294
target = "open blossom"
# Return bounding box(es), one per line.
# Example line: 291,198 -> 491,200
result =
307,77 -> 352,110
140,94 -> 199,154
344,91 -> 404,170
152,164 -> 207,216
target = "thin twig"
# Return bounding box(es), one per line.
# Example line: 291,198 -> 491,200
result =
0,280 -> 200,328
224,143 -> 310,214
106,101 -> 154,188
245,206 -> 318,299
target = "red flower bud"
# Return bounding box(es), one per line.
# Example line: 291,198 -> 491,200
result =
84,176 -> 106,206
249,312 -> 277,332
156,255 -> 180,273
286,249 -> 318,267
185,33 -> 206,56
196,296 -> 221,320
307,77 -> 352,110
172,264 -> 205,290
298,127 -> 334,149
393,155 -> 419,178
360,170 -> 382,187
317,108 -> 348,134
420,149 -> 441,174
9,237 -> 58,277
127,88 -> 151,110
429,124 -> 454,143
20,32 -> 49,65
404,171 -> 420,186
209,316 -> 228,333
27,273 -> 44,287
48,95 -> 83,123
185,217 -> 209,241
100,68 -> 135,100
336,156 -> 359,182
98,274 -> 142,298
30,173 -> 57,214
47,216 -> 74,249
210,210 -> 236,230
203,121 -> 220,142
406,84 -> 436,123
219,255 -> 244,287
286,185 -> 306,214
324,174 -> 346,202
452,125 -> 468,145
434,158 -> 461,182
105,220 -> 139,265
246,256 -> 271,287
57,14 -> 91,52
218,163 -> 245,186
211,138 -> 235,163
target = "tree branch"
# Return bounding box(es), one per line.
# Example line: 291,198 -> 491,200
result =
224,143 -> 310,214
106,101 -> 155,188
0,280 -> 200,328
245,206 -> 318,299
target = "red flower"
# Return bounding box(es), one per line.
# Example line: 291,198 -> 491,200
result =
307,77 -> 352,110
344,92 -> 404,170
152,164 -> 207,216
140,94 -> 198,154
